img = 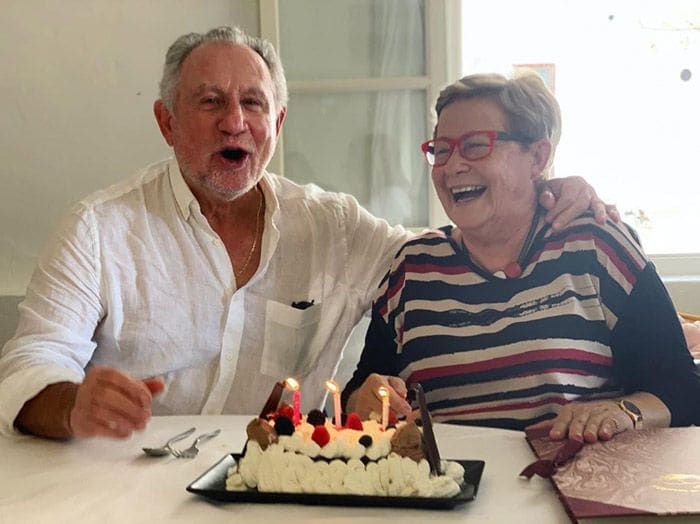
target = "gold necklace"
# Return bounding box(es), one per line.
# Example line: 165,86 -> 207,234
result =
235,185 -> 263,278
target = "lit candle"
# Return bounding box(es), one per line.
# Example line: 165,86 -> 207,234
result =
285,377 -> 301,425
378,386 -> 390,431
325,380 -> 342,428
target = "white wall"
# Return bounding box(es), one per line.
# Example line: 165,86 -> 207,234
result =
0,0 -> 259,295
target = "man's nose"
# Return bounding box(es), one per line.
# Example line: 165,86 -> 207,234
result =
218,103 -> 246,134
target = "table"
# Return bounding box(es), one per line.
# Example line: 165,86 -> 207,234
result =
0,416 -> 695,524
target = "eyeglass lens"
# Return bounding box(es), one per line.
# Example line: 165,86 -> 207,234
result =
431,132 -> 494,166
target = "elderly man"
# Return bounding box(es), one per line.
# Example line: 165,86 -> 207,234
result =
0,26 -> 614,440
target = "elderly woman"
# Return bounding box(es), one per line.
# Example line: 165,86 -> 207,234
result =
342,72 -> 700,443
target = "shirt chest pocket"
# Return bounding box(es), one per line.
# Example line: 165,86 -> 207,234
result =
260,299 -> 323,378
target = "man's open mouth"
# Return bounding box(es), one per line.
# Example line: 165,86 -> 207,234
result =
219,147 -> 249,163
451,185 -> 486,203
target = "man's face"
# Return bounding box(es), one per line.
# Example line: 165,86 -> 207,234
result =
155,42 -> 285,203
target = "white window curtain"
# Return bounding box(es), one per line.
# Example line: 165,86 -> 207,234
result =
368,0 -> 427,226
275,0 -> 431,227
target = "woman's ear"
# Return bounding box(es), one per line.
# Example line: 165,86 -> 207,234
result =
530,139 -> 552,180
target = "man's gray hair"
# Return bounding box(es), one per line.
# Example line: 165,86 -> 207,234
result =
159,26 -> 288,113
434,72 -> 561,181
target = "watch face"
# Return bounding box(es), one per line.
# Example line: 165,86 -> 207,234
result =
621,399 -> 642,417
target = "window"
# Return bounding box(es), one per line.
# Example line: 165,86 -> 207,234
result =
260,0 -> 456,228
261,1 -> 698,291
461,0 -> 700,263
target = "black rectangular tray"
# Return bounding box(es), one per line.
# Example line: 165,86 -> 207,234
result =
187,453 -> 485,510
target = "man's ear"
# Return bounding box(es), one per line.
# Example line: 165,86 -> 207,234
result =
275,107 -> 287,137
530,139 -> 552,180
153,100 -> 175,147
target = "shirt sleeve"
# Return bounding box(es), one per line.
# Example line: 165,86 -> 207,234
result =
610,263 -> 700,426
0,204 -> 104,434
340,298 -> 400,409
338,193 -> 411,311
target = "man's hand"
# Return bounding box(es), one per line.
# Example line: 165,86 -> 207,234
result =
69,367 -> 164,439
540,176 -> 620,231
346,373 -> 412,419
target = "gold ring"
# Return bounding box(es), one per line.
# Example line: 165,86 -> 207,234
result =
605,417 -> 620,433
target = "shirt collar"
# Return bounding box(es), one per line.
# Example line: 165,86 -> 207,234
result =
168,158 -> 199,221
168,159 -> 280,223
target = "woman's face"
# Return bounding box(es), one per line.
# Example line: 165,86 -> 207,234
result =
431,97 -> 546,235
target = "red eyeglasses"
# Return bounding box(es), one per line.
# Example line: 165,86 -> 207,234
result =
421,130 -> 528,166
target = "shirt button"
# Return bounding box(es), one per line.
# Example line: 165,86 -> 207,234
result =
225,353 -> 233,362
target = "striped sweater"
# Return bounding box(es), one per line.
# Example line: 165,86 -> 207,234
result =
343,214 -> 700,429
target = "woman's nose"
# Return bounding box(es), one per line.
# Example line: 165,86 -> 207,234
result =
442,146 -> 471,172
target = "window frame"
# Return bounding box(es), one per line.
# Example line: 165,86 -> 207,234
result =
259,0 -> 462,230
259,0 -> 700,313
261,0 -> 699,295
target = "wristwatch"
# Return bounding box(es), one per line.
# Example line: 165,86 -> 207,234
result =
618,399 -> 643,430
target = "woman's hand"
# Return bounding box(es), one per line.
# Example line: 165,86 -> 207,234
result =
528,393 -> 671,443
345,373 -> 412,419
679,316 -> 700,358
529,400 -> 632,443
540,176 -> 620,231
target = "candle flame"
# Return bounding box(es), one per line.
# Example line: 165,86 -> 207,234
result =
325,380 -> 339,394
377,386 -> 389,399
285,377 -> 299,391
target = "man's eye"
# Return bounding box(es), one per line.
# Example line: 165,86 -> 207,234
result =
243,98 -> 264,109
200,97 -> 221,106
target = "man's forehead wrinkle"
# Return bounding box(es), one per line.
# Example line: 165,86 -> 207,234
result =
243,86 -> 269,98
193,83 -> 210,95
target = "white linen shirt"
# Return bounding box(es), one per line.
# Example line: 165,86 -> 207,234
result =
0,158 -> 409,434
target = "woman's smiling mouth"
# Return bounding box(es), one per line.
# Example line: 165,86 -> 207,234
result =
451,185 -> 486,202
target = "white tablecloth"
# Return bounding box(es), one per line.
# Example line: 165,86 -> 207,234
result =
0,415 -> 695,524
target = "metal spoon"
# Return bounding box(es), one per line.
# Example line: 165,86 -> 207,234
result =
142,427 -> 196,457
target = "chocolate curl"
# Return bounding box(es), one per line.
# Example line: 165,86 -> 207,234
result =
259,380 -> 285,419
520,438 -> 584,479
408,383 -> 442,475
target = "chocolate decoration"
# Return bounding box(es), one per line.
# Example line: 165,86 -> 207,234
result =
390,422 -> 425,463
408,383 -> 442,474
246,418 -> 278,451
259,380 -> 285,419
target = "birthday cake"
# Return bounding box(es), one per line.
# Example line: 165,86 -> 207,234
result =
225,402 -> 465,497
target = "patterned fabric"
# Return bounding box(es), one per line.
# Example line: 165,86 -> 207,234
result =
343,213 -> 700,430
